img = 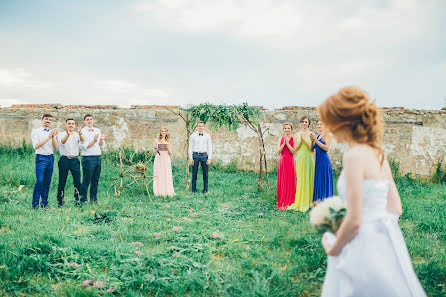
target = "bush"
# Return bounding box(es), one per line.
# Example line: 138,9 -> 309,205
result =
212,159 -> 239,173
103,148 -> 155,165
432,157 -> 446,184
0,139 -> 34,157
388,158 -> 401,178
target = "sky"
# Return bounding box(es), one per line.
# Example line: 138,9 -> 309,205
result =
0,0 -> 445,109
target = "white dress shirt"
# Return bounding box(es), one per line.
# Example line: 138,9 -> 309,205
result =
58,131 -> 82,157
188,131 -> 212,160
31,127 -> 54,155
80,127 -> 106,156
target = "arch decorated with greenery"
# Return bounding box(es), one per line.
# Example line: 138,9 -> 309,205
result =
164,102 -> 268,190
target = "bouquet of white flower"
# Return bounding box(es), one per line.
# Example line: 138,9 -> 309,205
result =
309,196 -> 346,233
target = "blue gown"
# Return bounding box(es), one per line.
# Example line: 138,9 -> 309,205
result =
313,135 -> 333,201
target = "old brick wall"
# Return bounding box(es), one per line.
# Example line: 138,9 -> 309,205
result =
1,105 -> 445,177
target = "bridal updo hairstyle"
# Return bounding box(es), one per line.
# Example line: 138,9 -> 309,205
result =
318,86 -> 384,165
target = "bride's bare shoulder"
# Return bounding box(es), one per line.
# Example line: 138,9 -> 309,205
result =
343,145 -> 376,166
344,146 -> 365,159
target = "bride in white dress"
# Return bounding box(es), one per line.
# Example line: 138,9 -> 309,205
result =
317,86 -> 426,297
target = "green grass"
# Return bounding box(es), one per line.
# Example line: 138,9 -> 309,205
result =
0,148 -> 445,296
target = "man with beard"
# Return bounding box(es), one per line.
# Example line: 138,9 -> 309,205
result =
31,114 -> 58,209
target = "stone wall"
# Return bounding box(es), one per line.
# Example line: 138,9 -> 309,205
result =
1,104 -> 445,177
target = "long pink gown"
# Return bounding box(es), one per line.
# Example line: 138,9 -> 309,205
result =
277,136 -> 296,210
153,142 -> 175,197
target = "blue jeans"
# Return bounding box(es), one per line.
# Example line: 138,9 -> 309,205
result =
32,154 -> 54,208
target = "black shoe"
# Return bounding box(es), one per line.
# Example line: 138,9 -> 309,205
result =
202,190 -> 208,194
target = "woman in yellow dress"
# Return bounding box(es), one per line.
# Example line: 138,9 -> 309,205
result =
287,116 -> 315,212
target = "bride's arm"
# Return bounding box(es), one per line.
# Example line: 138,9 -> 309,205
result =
383,159 -> 403,216
324,150 -> 363,256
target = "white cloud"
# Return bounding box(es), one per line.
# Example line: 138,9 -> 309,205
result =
134,0 -> 436,51
0,68 -> 31,86
0,68 -> 57,89
0,98 -> 23,107
96,79 -> 168,98
1,1 -> 444,109
0,69 -> 171,107
135,0 -> 304,41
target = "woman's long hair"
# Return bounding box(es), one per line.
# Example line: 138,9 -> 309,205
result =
157,127 -> 171,142
318,86 -> 384,165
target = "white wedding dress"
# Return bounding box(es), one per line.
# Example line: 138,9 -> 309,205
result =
321,171 -> 427,297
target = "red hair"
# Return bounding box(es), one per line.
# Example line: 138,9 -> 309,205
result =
318,86 -> 384,165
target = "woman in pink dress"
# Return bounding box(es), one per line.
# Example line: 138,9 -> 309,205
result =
153,127 -> 175,197
276,122 -> 296,210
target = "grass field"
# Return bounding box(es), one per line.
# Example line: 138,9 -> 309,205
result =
0,146 -> 445,296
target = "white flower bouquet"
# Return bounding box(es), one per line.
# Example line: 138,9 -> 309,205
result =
310,196 -> 346,233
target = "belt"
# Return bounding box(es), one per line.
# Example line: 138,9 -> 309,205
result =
193,152 -> 207,155
62,155 -> 78,159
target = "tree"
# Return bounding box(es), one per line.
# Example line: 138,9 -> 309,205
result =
236,102 -> 268,189
162,106 -> 195,190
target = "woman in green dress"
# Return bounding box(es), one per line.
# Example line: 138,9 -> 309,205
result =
287,116 -> 315,212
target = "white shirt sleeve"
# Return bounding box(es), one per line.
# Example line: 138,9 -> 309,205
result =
81,128 -> 90,150
99,136 -> 106,148
188,134 -> 194,160
207,134 -> 212,159
57,132 -> 64,147
31,129 -> 39,149
81,140 -> 89,150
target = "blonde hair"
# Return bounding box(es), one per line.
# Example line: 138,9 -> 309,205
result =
318,86 -> 384,165
157,127 -> 171,142
282,122 -> 294,130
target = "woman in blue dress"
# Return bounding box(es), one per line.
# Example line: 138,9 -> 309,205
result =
310,120 -> 333,202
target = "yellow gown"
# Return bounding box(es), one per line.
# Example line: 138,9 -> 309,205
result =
287,133 -> 315,212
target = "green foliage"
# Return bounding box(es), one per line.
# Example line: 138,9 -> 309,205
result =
0,147 -> 445,296
0,138 -> 34,157
388,157 -> 401,178
236,102 -> 263,125
211,159 -> 239,173
185,102 -> 264,132
332,161 -> 343,179
91,211 -> 118,224
186,103 -> 241,131
104,148 -> 155,165
432,156 -> 446,184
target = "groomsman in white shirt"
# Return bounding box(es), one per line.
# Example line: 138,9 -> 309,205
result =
56,118 -> 85,207
188,121 -> 212,193
79,114 -> 106,203
31,114 -> 58,209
